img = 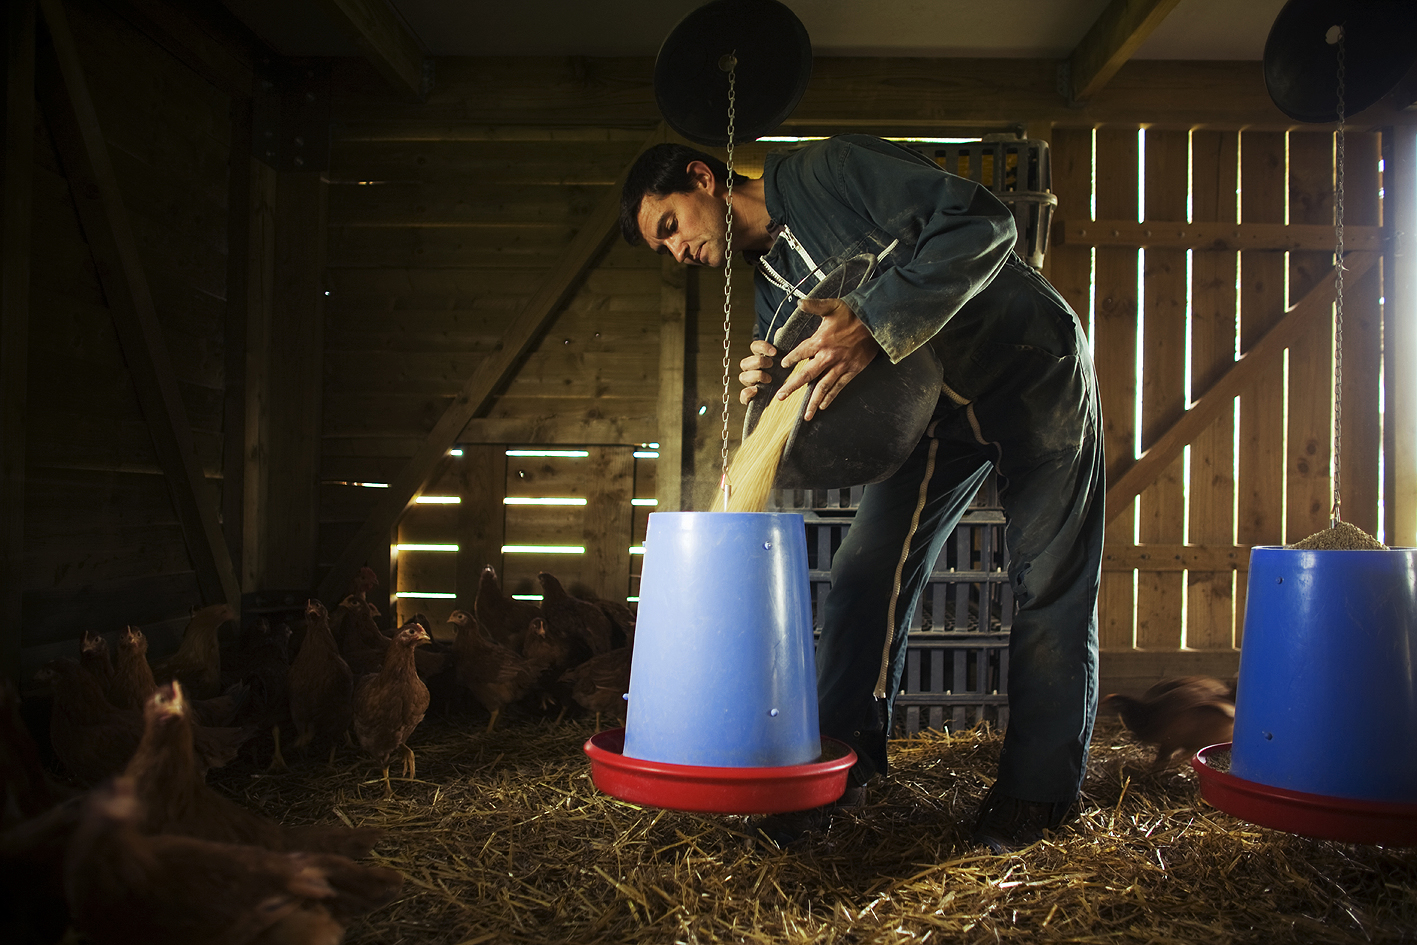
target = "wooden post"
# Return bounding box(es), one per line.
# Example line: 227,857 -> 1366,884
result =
456,445 -> 507,610
1093,127 -> 1140,649
0,0 -> 34,681
241,160 -> 278,592
222,99 -> 253,578
259,171 -> 327,591
1339,133 -> 1383,536
582,447 -> 634,602
658,257 -> 688,512
1388,128 -> 1417,546
37,0 -> 240,607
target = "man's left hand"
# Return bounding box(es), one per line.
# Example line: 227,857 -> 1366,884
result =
778,298 -> 880,421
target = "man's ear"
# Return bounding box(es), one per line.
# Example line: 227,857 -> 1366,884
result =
685,160 -> 717,192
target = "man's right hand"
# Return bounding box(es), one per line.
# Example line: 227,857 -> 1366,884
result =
738,340 -> 778,405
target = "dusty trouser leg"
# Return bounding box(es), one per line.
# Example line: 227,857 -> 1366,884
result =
815,424 -> 993,786
991,435 -> 1106,804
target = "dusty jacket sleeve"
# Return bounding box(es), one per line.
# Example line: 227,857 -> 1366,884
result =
822,139 -> 1017,363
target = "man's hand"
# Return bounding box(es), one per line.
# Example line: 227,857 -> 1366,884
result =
738,340 -> 778,405
778,298 -> 880,420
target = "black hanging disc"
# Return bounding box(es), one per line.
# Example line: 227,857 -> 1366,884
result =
1264,0 -> 1417,123
654,0 -> 813,147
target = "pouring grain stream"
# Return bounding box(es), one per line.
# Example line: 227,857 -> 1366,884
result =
716,361 -> 812,513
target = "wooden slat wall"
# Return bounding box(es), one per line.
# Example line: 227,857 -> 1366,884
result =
20,0 -> 232,671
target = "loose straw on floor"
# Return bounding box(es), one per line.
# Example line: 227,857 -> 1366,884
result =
717,363 -> 811,513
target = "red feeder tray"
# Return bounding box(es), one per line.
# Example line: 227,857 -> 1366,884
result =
1192,743 -> 1417,847
583,728 -> 857,814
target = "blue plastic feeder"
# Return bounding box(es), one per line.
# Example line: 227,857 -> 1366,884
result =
583,512 -> 856,814
1193,545 -> 1417,845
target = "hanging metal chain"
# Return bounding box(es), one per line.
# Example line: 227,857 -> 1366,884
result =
718,54 -> 738,507
1332,26 -> 1346,527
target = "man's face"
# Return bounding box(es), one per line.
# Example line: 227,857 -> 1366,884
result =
636,162 -> 727,267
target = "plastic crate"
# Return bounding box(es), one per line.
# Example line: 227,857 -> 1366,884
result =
769,475 -> 1013,735
910,136 -> 1056,271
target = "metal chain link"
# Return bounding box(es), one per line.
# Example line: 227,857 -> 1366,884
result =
718,54 -> 738,507
1332,26 -> 1346,527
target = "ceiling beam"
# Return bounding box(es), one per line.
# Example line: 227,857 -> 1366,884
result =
1064,0 -> 1183,103
1106,254 -> 1377,522
316,122 -> 670,603
311,0 -> 429,100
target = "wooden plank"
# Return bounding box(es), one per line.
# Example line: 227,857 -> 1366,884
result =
1104,544 -> 1250,571
36,0 -> 238,606
1055,219 -> 1383,252
1136,129 -> 1188,650
1389,130 -> 1417,545
1235,132 -> 1288,643
1066,0 -> 1183,102
103,0 -> 256,100
455,445 -> 506,608
1107,256 -> 1374,525
1098,648 -> 1240,698
336,57 -> 1399,133
221,101 -> 252,577
1187,130 -> 1239,649
259,171 -> 327,590
316,123 -> 669,603
1286,131 -> 1336,543
328,139 -> 638,186
1,0 -> 34,681
1338,134 -> 1382,536
241,159 -> 276,593
1093,128 -> 1139,650
657,257 -> 688,512
20,570 -> 201,649
312,0 -> 427,101
1047,128 -> 1094,329
582,447 -> 634,602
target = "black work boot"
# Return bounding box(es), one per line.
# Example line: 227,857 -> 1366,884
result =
752,784 -> 867,846
971,785 -> 1073,854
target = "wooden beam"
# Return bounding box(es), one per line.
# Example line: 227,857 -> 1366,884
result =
0,0 -> 35,682
221,100 -> 253,580
455,445 -> 506,611
1106,253 -> 1377,523
657,257 -> 688,512
240,159 -> 277,592
261,171 -> 327,590
1065,0 -> 1183,102
1056,220 -> 1384,253
582,447 -> 633,602
316,122 -> 669,603
311,0 -> 428,101
1103,544 -> 1251,572
36,0 -> 240,606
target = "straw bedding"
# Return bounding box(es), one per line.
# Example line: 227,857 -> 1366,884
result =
206,714 -> 1417,944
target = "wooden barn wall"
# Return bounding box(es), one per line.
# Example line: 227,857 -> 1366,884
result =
16,0 -> 234,675
1049,127 -> 1385,695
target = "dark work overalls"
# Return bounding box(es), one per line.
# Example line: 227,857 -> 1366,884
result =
750,135 -> 1104,805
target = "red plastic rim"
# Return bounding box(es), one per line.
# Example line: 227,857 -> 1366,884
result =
583,728 -> 857,814
1191,743 -> 1417,847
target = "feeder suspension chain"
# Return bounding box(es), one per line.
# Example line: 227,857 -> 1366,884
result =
719,55 -> 737,503
1332,26 -> 1346,527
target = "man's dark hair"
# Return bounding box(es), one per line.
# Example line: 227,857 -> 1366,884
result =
618,143 -> 742,246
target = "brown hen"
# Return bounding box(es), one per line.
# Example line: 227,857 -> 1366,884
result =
448,610 -> 550,732
559,644 -> 633,729
538,571 -> 613,656
353,622 -> 432,796
79,629 -> 114,696
64,777 -> 402,945
1101,675 -> 1236,770
229,618 -> 294,771
37,658 -> 248,783
289,600 -> 354,761
111,626 -> 247,727
152,603 -> 232,699
474,565 -> 541,651
125,682 -> 380,857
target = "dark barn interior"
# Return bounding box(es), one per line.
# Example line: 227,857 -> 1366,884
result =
2,0 -> 1416,942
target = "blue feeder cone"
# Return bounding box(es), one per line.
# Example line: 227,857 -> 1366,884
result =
623,512 -> 821,768
1232,546 -> 1417,803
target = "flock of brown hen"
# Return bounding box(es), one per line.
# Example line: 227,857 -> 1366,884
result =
0,564 -> 636,944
